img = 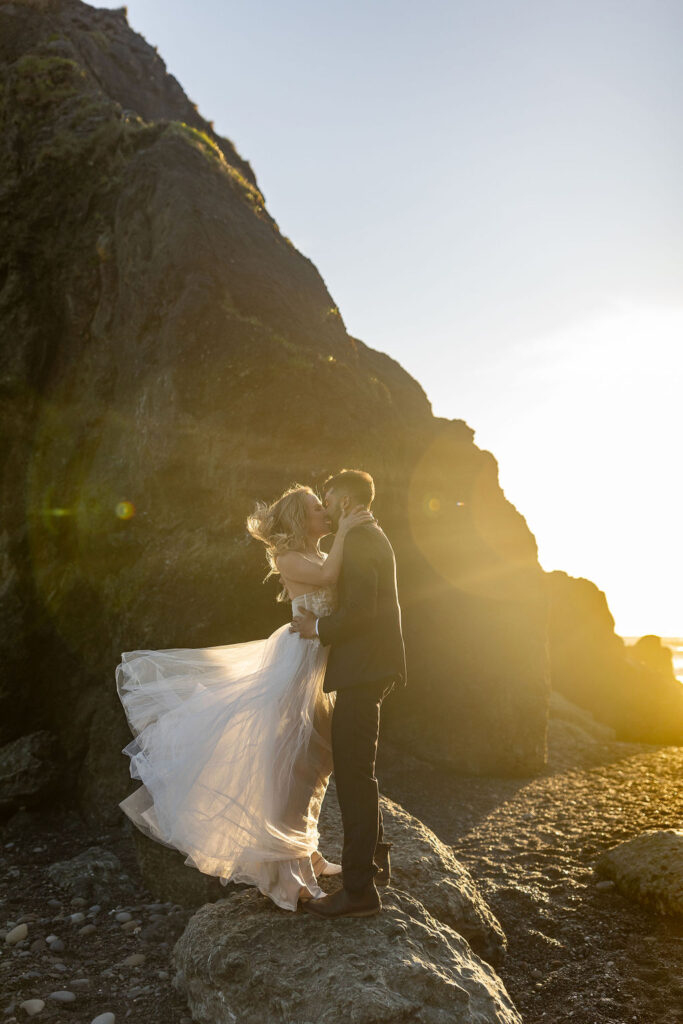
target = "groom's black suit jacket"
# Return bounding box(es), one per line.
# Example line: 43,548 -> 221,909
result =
317,522 -> 406,694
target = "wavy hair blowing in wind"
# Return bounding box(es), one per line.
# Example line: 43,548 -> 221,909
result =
247,485 -> 316,600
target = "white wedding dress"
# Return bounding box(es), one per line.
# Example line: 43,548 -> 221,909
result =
115,587 -> 337,910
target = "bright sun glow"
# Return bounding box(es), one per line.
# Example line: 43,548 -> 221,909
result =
452,300 -> 683,639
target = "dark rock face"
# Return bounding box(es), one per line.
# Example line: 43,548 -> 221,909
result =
547,572 -> 683,744
128,819 -> 233,910
0,0 -> 554,820
0,730 -> 61,814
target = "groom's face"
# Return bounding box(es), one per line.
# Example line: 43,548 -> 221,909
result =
323,488 -> 347,531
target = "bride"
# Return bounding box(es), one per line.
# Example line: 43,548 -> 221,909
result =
115,484 -> 372,911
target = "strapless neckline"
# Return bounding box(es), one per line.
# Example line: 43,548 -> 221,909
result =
291,587 -> 336,618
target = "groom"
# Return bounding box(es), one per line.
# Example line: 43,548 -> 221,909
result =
290,469 -> 406,918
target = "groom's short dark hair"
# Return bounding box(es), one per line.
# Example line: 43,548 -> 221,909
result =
323,469 -> 375,508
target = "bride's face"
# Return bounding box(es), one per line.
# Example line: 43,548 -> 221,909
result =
305,493 -> 332,541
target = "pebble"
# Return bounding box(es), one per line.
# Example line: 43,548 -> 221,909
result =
91,1013 -> 115,1024
88,905 -> 102,916
69,911 -> 86,923
71,897 -> 87,908
48,938 -> 65,952
47,990 -> 76,1002
70,978 -> 91,990
19,999 -> 45,1017
595,880 -> 615,891
47,899 -> 62,910
79,924 -> 97,936
115,912 -> 132,923
5,923 -> 28,944
120,919 -> 140,933
121,953 -> 146,967
16,913 -> 38,924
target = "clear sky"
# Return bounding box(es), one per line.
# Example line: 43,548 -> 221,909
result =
93,0 -> 683,637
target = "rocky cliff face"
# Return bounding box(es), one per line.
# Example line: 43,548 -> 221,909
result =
0,0 -> 678,825
547,572 -> 683,745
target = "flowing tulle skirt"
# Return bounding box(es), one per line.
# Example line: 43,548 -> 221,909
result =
116,623 -> 335,910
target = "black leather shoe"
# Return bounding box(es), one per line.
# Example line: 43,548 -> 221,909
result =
302,885 -> 381,918
374,842 -> 392,887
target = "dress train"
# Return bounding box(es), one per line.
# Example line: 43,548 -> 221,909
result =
116,589 -> 337,910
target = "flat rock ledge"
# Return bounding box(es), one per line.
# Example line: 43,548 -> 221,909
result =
319,782 -> 507,967
172,887 -> 522,1024
596,828 -> 683,916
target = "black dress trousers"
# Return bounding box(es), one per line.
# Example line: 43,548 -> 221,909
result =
331,678 -> 392,893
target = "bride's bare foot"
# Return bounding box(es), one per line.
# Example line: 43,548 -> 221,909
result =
311,850 -> 342,877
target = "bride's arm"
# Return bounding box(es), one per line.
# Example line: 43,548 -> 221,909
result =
276,508 -> 372,587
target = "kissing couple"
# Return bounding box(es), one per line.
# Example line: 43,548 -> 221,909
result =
116,469 -> 406,918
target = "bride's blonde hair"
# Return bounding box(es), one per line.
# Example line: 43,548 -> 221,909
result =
247,485 -> 316,601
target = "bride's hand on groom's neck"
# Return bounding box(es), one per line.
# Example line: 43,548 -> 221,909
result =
338,505 -> 374,535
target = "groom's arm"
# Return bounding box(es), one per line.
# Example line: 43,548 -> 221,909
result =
317,529 -> 378,647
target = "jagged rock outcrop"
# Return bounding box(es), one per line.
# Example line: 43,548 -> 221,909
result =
628,634 -> 677,677
1,0 -> 552,822
172,889 -> 523,1024
547,572 -> 683,744
595,829 -> 683,917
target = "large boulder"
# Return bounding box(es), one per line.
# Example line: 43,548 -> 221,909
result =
595,829 -> 683,917
1,0 -> 551,825
47,845 -> 136,905
172,888 -> 523,1024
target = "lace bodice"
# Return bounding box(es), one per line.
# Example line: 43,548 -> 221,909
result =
291,586 -> 336,618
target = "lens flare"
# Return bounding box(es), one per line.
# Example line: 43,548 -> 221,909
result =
115,501 -> 135,520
